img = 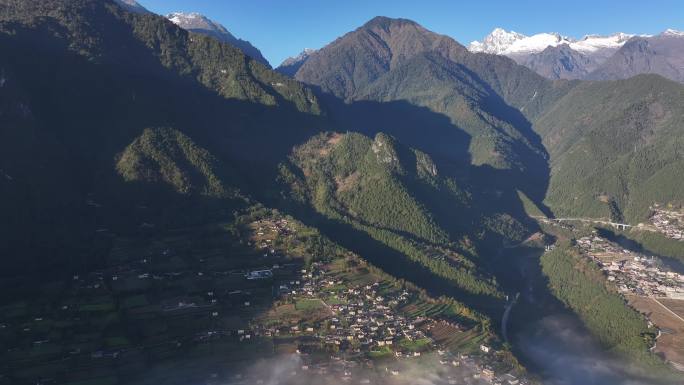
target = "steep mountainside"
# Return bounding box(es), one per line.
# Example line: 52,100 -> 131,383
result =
296,18 -> 573,120
588,30 -> 684,83
167,12 -> 271,67
292,17 -> 576,227
516,44 -> 599,80
278,131 -> 506,305
534,74 -> 684,222
0,1 -> 522,321
0,0 -> 321,273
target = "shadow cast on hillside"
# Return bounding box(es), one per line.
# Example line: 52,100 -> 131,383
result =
316,88 -> 552,231
0,12 -> 324,275
2,5 -> 552,317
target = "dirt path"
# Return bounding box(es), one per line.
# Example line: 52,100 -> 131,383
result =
651,297 -> 684,324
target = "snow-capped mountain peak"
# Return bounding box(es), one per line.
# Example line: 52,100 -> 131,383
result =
569,33 -> 634,52
468,28 -> 526,54
276,48 -> 318,77
469,28 -> 573,55
662,28 -> 684,37
468,28 -> 642,57
167,12 -> 232,36
165,12 -> 271,67
280,48 -> 317,67
506,32 -> 572,54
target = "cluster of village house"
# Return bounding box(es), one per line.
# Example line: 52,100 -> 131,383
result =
576,235 -> 684,299
0,219 -> 301,366
241,260 -> 527,385
253,217 -> 295,254
650,207 -> 684,241
2,213 -> 533,385
289,263 -> 427,351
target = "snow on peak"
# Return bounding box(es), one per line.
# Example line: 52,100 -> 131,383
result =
468,28 -> 640,56
569,33 -> 634,52
168,12 -> 206,25
468,28 -> 525,54
662,29 -> 684,37
505,32 -> 572,54
166,12 -> 230,35
469,28 -> 572,55
280,48 -> 317,67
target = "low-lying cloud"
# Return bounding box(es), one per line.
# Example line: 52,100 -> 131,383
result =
516,314 -> 678,385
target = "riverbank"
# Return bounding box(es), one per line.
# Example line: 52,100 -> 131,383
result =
493,244 -> 681,384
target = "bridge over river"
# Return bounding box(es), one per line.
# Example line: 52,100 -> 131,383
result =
532,216 -> 633,230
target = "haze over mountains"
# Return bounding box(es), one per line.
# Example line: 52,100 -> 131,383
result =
2,1 -> 684,384
469,27 -> 684,82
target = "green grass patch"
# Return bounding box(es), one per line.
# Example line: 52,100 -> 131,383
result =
295,299 -> 326,312
398,337 -> 431,352
368,345 -> 393,359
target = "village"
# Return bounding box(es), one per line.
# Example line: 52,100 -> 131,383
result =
649,206 -> 684,241
575,234 -> 684,299
242,263 -> 526,384
234,217 -> 532,385
0,213 -> 531,385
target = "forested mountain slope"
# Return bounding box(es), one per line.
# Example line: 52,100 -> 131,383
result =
534,74 -> 684,222
291,17 -> 577,231
0,1 -> 520,315
278,131 -> 507,305
167,12 -> 271,67
0,0 -> 323,273
588,31 -> 684,83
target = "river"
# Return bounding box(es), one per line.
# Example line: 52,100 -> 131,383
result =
494,246 -> 678,385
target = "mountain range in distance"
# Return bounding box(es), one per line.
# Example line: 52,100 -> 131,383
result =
115,0 -> 684,83
276,48 -> 317,77
280,27 -> 684,83
469,27 -> 684,81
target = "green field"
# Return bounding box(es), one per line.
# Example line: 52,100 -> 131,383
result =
295,299 -> 327,312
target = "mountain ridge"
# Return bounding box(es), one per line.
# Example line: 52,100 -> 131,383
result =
469,28 -> 636,56
587,32 -> 684,83
276,48 -> 316,77
166,11 -> 271,67
468,27 -> 684,82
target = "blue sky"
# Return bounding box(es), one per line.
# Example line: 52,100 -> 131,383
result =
138,0 -> 684,67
